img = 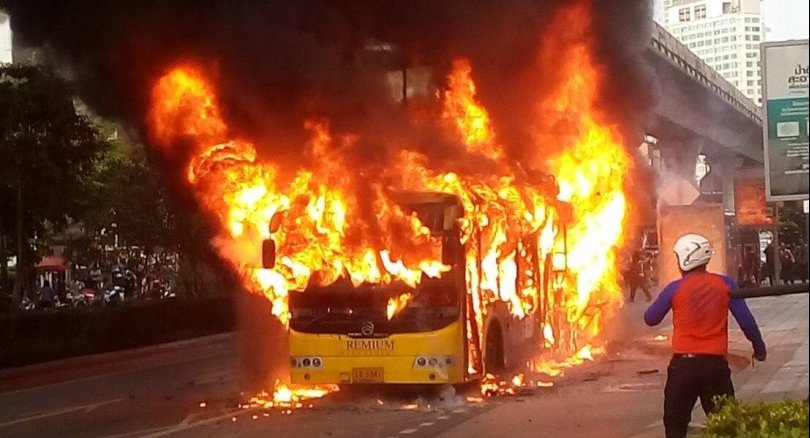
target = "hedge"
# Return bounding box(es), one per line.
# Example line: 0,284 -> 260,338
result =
704,397 -> 809,438
0,297 -> 235,368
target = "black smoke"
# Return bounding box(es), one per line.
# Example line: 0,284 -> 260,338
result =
1,0 -> 655,169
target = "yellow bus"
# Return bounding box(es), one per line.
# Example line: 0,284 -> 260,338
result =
263,191 -> 549,385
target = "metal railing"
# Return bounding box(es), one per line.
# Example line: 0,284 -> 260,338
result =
650,22 -> 762,125
731,283 -> 809,299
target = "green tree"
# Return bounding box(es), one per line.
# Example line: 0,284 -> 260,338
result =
0,64 -> 106,307
78,122 -> 173,253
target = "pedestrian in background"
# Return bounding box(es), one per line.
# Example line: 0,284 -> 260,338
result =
780,243 -> 795,285
763,242 -> 776,285
625,250 -> 652,302
644,233 -> 766,438
795,240 -> 808,283
740,246 -> 760,287
38,280 -> 56,309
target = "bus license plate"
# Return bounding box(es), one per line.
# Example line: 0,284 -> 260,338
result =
352,367 -> 384,383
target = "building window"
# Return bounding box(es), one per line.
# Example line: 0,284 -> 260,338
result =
747,80 -> 754,86
695,4 -> 707,19
747,71 -> 754,77
752,35 -> 760,41
746,61 -> 753,67
679,7 -> 691,22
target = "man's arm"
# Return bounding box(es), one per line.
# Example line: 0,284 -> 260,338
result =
729,299 -> 767,360
644,280 -> 681,326
722,276 -> 767,360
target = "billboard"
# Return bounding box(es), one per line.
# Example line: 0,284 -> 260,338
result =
734,178 -> 773,227
761,40 -> 809,201
658,204 -> 730,286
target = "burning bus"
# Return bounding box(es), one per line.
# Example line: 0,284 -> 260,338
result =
145,3 -> 630,393
262,190 -> 574,385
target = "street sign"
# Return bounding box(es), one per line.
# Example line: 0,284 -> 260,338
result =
659,176 -> 701,206
761,40 -> 810,201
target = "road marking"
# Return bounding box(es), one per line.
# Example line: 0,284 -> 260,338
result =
137,410 -> 251,438
436,415 -> 450,420
451,408 -> 467,414
419,421 -> 435,427
399,429 -> 418,435
0,397 -> 124,428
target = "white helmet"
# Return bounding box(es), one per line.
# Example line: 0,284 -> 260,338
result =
673,233 -> 714,271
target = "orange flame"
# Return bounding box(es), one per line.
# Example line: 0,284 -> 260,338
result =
247,381 -> 338,410
146,1 -> 629,389
386,292 -> 413,320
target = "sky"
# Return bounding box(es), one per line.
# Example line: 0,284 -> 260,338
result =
654,0 -> 809,42
761,0 -> 810,41
0,11 -> 12,63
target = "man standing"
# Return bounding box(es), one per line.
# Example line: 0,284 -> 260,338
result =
625,249 -> 652,302
763,242 -> 776,285
796,240 -> 809,284
644,233 -> 767,438
38,280 -> 56,309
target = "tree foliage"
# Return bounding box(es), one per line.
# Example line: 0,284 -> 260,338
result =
78,121 -> 173,254
0,65 -> 104,223
0,64 -> 107,301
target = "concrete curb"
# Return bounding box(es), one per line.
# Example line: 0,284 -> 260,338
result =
0,332 -> 234,388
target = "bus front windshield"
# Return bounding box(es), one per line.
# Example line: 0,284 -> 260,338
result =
288,198 -> 463,334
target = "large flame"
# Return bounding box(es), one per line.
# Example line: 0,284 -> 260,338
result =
147,1 -> 628,383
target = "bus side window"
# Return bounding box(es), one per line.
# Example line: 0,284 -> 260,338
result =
442,227 -> 463,266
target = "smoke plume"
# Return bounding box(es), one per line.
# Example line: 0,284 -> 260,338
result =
1,0 -> 655,169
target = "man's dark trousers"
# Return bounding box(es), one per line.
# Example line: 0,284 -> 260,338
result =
664,354 -> 734,438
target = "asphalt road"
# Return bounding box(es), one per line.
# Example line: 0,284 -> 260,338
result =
0,334 -> 499,438
0,312 -> 664,438
1,293 -> 805,438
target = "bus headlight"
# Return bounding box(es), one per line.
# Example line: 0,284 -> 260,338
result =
291,356 -> 324,369
413,355 -> 455,369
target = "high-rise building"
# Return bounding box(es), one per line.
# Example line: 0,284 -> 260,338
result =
662,0 -> 765,104
0,11 -> 13,64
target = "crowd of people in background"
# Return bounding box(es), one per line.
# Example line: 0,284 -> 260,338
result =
624,236 -> 808,302
32,250 -> 179,310
745,240 -> 808,287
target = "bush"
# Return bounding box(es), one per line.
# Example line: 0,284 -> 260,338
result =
704,396 -> 809,438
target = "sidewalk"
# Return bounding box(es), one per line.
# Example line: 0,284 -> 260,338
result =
732,293 -> 809,401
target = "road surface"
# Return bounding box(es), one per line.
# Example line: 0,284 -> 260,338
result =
0,293 -> 806,438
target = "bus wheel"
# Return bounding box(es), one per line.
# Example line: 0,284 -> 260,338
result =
484,321 -> 505,374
